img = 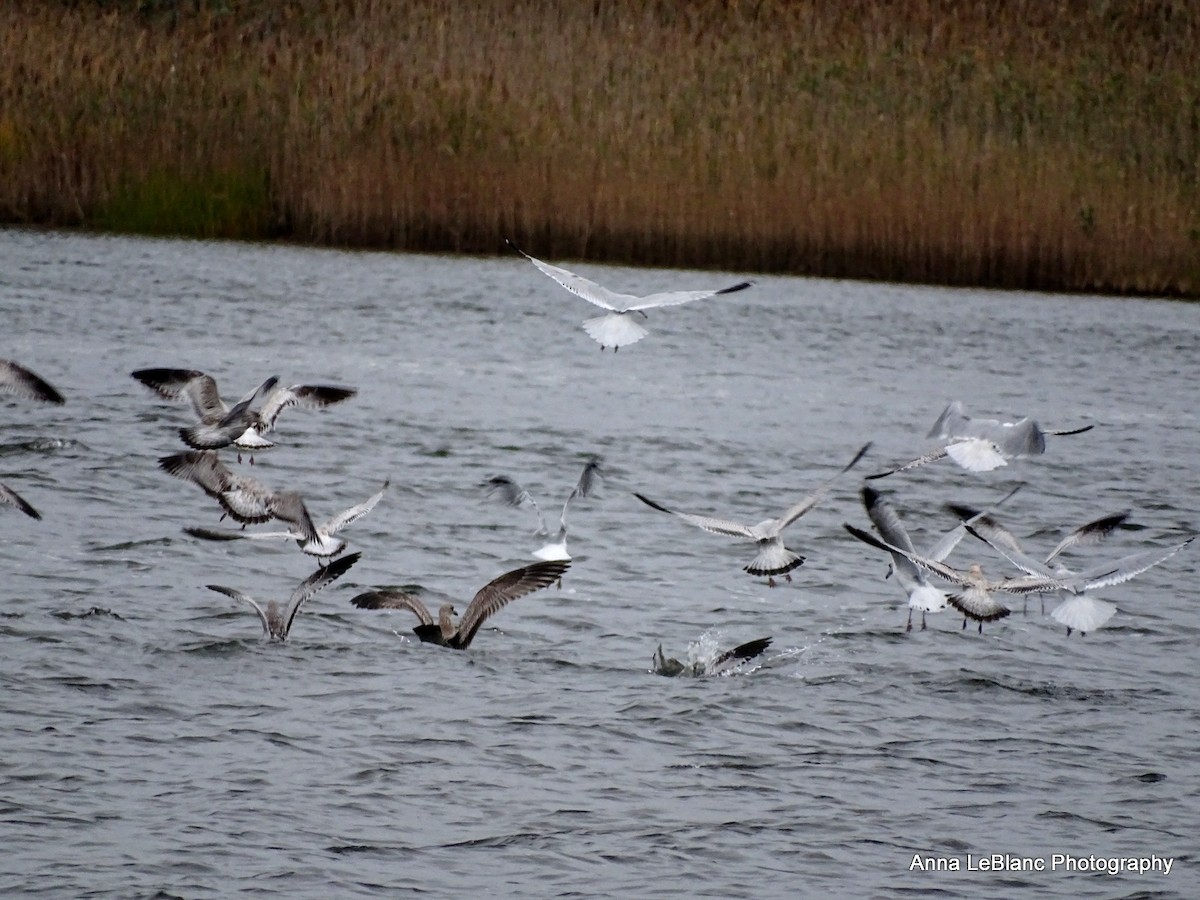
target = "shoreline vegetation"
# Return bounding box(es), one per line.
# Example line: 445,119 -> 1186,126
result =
2,0 -> 1197,297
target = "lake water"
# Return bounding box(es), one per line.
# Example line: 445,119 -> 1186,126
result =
1,227 -> 1197,898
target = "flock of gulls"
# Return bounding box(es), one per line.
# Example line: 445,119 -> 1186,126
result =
3,247 -> 1195,674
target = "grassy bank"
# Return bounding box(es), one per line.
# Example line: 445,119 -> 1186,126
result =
2,0 -> 1198,295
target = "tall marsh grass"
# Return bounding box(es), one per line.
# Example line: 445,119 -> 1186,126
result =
2,0 -> 1198,295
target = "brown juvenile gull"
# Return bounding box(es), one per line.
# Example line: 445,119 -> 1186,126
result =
0,360 -> 65,404
857,483 -> 1023,631
184,480 -> 388,563
843,523 -> 1094,633
207,552 -> 360,641
0,482 -> 41,520
953,510 -> 1193,636
482,456 -> 603,563
507,240 -> 753,351
349,559 -> 570,649
634,442 -> 871,586
652,636 -> 773,677
158,449 -> 321,543
869,401 -> 1093,479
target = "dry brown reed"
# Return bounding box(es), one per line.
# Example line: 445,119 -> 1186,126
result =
2,0 -> 1197,295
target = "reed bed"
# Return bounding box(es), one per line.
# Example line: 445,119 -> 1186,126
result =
2,0 -> 1197,295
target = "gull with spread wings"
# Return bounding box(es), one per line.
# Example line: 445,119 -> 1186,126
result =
350,559 -> 570,649
635,443 -> 871,586
184,480 -> 388,564
207,552 -> 360,641
508,240 -> 753,351
869,401 -> 1093,479
483,456 -> 603,562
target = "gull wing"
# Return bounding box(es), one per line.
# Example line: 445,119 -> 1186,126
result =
206,584 -> 271,635
281,552 -> 360,636
558,456 -> 604,528
1,360 -> 65,404
508,241 -> 633,311
1044,511 -> 1130,565
926,401 -> 970,439
844,523 -> 973,588
773,442 -> 871,532
321,480 -> 388,535
866,446 -> 949,480
633,493 -> 757,539
184,525 -> 296,542
928,483 -> 1025,562
625,280 -> 753,311
0,482 -> 41,519
266,491 -> 321,544
350,588 -> 435,625
961,523 -> 1056,579
132,368 -> 225,418
714,636 -> 773,668
484,474 -> 547,534
1075,537 -> 1194,591
454,559 -> 571,648
256,384 -> 357,433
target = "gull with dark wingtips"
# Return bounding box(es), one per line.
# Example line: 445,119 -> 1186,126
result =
1,360 -> 65,405
508,240 -> 753,351
184,480 -> 388,563
350,559 -> 570,649
869,401 -> 1093,479
207,552 -> 360,641
635,443 -> 871,586
159,449 -> 321,543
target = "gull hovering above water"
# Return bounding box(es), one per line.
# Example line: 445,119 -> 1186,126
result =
635,442 -> 871,586
856,483 -> 1023,631
953,508 -> 1192,635
159,449 -> 321,544
349,559 -> 570,649
869,401 -> 1093,479
507,240 -> 753,351
184,480 -> 388,563
207,552 -> 360,641
483,456 -> 603,562
132,368 -> 356,461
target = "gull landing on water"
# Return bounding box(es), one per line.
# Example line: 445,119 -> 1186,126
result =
844,522 -> 1122,633
184,480 -> 388,564
635,442 -> 871,586
506,240 -> 753,351
482,456 -> 604,565
868,401 -> 1093,479
349,559 -> 570,649
207,552 -> 360,641
856,483 -> 1023,631
954,509 -> 1193,635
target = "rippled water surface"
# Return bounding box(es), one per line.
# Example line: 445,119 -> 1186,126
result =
2,228 -> 1198,898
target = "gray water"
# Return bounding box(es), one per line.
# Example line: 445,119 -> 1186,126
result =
1,227 -> 1197,898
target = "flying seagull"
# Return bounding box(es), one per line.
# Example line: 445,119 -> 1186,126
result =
856,483 -> 1023,631
843,523 -> 1094,633
207,552 -> 360,641
349,559 -> 570,649
483,456 -> 603,562
159,449 -> 321,543
635,442 -> 871,586
1,360 -> 65,404
132,368 -> 355,461
955,510 -> 1192,635
184,480 -> 388,563
507,240 -> 753,350
869,401 -> 1093,479
652,636 -> 773,677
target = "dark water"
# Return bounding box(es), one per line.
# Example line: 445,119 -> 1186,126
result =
1,228 -> 1197,898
